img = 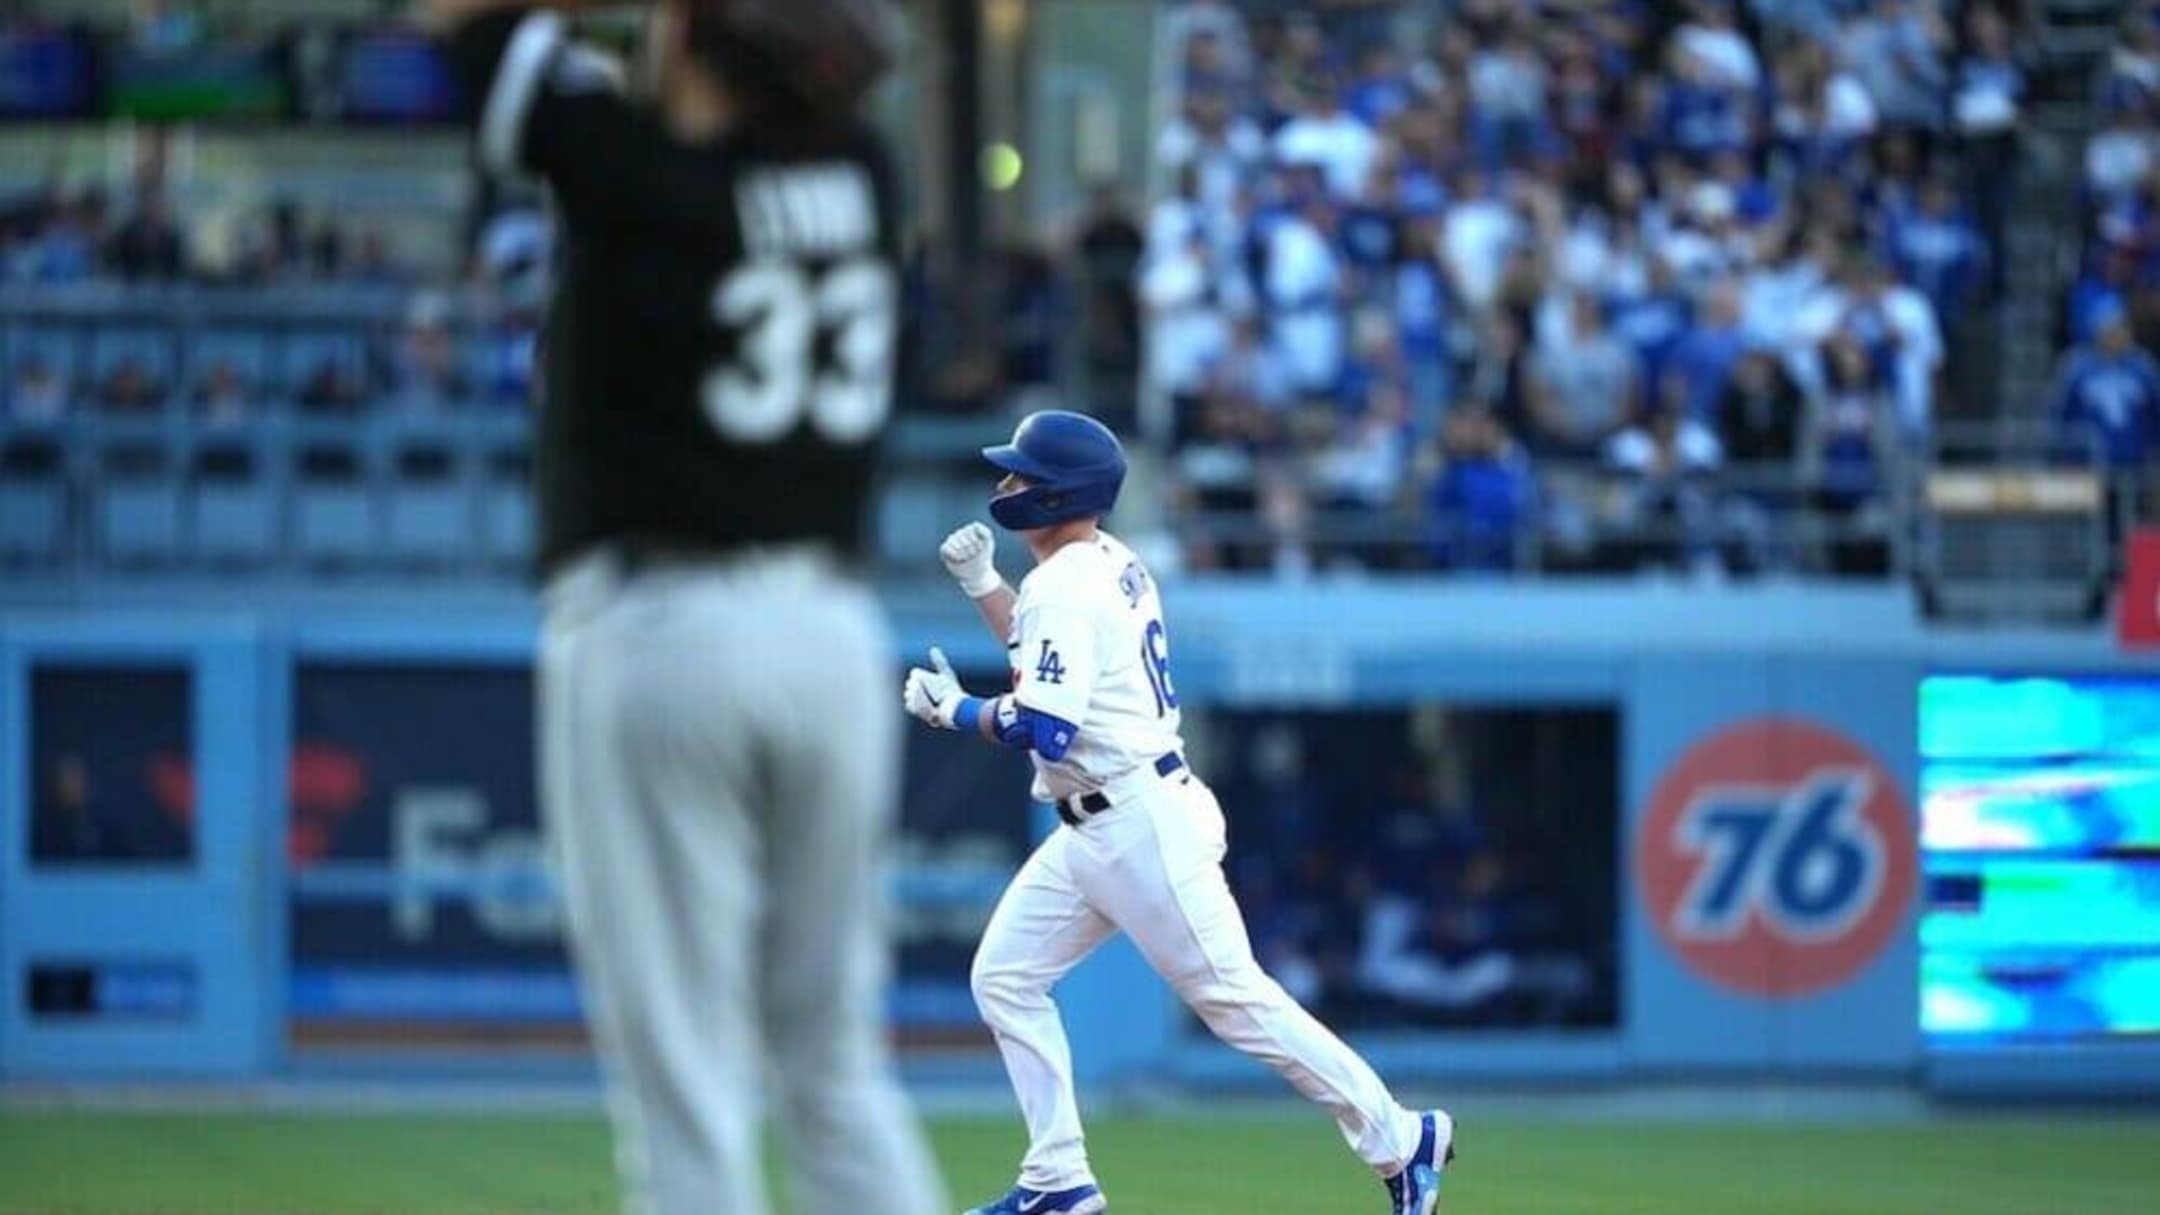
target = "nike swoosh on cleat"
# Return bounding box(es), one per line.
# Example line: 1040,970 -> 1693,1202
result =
1018,1196 -> 1048,1213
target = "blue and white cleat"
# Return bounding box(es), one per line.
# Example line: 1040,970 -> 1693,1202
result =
962,1183 -> 1108,1215
1384,1110 -> 1456,1215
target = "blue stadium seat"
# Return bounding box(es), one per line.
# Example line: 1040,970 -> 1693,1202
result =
190,431 -> 276,566
0,432 -> 70,563
479,447 -> 532,570
291,432 -> 376,566
94,426 -> 183,565
384,441 -> 471,567
0,480 -> 67,561
195,481 -> 278,566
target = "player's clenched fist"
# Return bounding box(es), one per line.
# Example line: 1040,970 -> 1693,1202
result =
902,646 -> 965,729
939,522 -> 1004,598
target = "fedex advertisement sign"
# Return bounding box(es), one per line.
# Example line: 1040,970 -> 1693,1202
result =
1636,718 -> 1915,998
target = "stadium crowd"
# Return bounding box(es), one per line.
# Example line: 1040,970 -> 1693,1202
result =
1139,0 -> 2039,576
9,0 -> 2155,582
2066,1 -> 2160,475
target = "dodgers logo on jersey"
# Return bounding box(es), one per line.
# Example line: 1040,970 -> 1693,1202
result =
1635,718 -> 1915,998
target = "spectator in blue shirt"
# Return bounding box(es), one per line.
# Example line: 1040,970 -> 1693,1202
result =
1668,279 -> 1748,421
1607,261 -> 1695,413
1345,43 -> 1413,127
1393,213 -> 1454,438
2053,305 -> 2160,469
1659,46 -> 1751,158
1429,401 -> 1537,571
2066,250 -> 2138,346
1337,177 -> 1401,277
1885,175 -> 1990,327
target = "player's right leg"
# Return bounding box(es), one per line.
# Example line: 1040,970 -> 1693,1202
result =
968,828 -> 1117,1212
1073,776 -> 1453,1211
758,580 -> 947,1215
538,570 -> 768,1215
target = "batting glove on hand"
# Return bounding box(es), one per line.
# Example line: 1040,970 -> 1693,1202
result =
902,646 -> 966,729
939,522 -> 1004,599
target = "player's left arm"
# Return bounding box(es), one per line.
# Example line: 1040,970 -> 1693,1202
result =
903,602 -> 1096,760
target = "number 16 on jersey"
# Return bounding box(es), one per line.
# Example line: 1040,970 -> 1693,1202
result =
1143,619 -> 1177,716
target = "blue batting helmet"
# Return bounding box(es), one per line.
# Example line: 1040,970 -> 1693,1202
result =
982,411 -> 1127,531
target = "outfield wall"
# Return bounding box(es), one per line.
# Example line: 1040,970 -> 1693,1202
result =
2,583 -> 2155,1098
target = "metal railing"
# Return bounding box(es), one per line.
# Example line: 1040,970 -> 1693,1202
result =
1166,459 -> 1918,579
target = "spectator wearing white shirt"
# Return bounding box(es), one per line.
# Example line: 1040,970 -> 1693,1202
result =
1158,88 -> 1268,219
1178,320 -> 1284,572
1466,20 -> 1549,165
1605,400 -> 1726,573
1441,169 -> 1523,316
1773,40 -> 1878,163
2104,8 -> 2160,104
1952,5 -> 2022,140
1527,292 -> 1638,458
1147,166 -> 1212,261
1315,381 -> 1412,514
1272,78 -> 1382,199
1741,227 -> 1831,351
1791,253 -> 1942,442
1655,182 -> 1754,291
1141,230 -> 1234,414
1837,0 -> 1951,132
1265,192 -> 1347,397
1675,0 -> 1761,90
2087,104 -> 2157,202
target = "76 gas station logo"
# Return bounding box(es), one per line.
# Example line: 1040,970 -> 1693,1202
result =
1673,770 -> 1885,943
1638,721 -> 1915,998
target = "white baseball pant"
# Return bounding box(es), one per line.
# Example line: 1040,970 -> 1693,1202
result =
971,761 -> 1423,1190
540,548 -> 947,1215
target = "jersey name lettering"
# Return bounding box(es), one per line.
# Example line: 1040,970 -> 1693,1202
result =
736,167 -> 877,259
1118,561 -> 1149,607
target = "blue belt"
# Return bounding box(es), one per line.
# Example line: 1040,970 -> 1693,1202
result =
1058,754 -> 1185,827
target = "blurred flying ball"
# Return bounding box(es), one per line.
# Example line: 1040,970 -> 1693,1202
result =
981,143 -> 1024,192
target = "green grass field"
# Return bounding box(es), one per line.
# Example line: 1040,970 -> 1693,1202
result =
2,1109 -> 2156,1214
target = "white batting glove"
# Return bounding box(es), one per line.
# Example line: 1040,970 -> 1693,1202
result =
938,522 -> 1004,599
902,647 -> 965,729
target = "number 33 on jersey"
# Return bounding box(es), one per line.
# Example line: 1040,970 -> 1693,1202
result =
704,256 -> 895,444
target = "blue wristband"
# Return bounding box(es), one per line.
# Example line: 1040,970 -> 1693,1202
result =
954,696 -> 986,733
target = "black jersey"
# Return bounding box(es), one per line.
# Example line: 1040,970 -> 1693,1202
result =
445,8 -> 903,576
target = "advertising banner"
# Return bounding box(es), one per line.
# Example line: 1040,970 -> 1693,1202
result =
288,661 -> 1032,1038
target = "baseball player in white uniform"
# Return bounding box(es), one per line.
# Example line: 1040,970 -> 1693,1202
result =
903,411 -> 1456,1215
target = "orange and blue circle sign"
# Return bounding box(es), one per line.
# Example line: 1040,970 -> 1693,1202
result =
1636,718 -> 1916,998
